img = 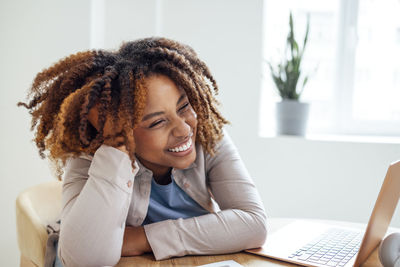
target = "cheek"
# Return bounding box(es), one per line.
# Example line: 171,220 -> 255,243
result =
133,129 -> 166,154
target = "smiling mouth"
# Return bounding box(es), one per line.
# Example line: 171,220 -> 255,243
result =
168,132 -> 194,153
168,137 -> 193,153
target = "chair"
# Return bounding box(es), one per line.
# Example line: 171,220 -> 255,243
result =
16,180 -> 62,267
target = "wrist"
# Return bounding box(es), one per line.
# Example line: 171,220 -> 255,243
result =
140,227 -> 152,252
122,226 -> 152,256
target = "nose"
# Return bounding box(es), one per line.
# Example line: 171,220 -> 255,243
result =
172,117 -> 191,138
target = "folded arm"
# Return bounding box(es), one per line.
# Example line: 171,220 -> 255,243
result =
144,133 -> 267,260
58,145 -> 139,266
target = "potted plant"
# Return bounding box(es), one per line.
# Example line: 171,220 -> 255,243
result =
268,11 -> 310,136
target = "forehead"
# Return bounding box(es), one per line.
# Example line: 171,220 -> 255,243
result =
143,75 -> 186,106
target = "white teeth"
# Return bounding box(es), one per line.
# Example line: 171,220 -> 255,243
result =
168,138 -> 192,152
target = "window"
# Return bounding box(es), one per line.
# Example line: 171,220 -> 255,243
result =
260,0 -> 400,137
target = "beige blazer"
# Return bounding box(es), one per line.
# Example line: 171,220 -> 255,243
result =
58,132 -> 267,266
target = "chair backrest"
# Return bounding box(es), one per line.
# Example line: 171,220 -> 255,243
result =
16,180 -> 62,267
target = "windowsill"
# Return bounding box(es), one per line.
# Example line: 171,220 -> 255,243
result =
259,133 -> 400,145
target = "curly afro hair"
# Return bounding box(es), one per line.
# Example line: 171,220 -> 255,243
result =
18,37 -> 228,179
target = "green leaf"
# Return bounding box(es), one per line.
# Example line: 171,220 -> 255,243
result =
300,14 -> 310,60
302,76 -> 309,88
268,11 -> 312,100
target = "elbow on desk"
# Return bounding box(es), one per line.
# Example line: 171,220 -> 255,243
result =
241,211 -> 267,249
251,215 -> 268,248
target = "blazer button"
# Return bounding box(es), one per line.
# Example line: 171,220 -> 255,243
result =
127,180 -> 132,188
184,182 -> 190,189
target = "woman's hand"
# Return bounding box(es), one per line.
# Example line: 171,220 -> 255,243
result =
88,104 -> 128,154
121,226 -> 152,256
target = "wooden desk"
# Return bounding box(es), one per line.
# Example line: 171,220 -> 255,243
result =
116,218 -> 384,267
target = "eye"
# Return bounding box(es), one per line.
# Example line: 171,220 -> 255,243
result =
179,102 -> 190,112
149,119 -> 165,128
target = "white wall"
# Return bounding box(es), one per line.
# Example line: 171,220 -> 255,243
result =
0,1 -> 91,265
1,0 -> 399,266
248,137 -> 400,225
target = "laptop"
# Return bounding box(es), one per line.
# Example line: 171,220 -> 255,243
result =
246,160 -> 400,267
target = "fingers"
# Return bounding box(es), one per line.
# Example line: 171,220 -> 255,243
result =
88,105 -> 130,154
88,104 -> 100,131
87,104 -> 120,137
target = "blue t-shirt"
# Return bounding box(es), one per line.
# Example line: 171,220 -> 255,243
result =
143,176 -> 209,225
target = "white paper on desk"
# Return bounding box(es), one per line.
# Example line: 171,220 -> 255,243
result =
197,260 -> 244,267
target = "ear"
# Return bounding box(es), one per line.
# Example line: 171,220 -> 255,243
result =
379,232 -> 400,267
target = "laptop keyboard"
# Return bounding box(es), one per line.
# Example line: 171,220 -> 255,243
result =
288,228 -> 363,266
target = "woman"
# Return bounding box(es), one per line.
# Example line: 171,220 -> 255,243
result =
19,37 -> 267,266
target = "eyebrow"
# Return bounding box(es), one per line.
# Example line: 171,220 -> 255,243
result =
141,93 -> 187,122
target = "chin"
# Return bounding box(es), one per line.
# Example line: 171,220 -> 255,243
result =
174,150 -> 196,170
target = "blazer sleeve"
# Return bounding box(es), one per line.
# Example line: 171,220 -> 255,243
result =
58,145 -> 137,267
144,132 -> 267,260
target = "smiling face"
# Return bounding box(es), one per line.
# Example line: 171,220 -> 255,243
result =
133,74 -> 198,180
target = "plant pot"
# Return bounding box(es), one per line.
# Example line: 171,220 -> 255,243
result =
275,100 -> 310,136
